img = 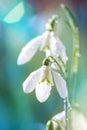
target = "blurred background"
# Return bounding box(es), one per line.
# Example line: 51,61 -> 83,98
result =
0,0 -> 87,130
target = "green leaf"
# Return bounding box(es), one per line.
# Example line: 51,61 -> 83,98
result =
61,4 -> 80,73
61,4 -> 77,31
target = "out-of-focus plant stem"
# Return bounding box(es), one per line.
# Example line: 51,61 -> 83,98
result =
61,4 -> 80,104
61,4 -> 80,130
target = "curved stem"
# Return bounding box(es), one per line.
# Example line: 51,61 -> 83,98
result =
48,56 -> 67,79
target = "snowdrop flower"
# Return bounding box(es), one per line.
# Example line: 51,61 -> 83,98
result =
46,111 -> 65,130
23,65 -> 53,102
17,31 -> 68,65
41,31 -> 68,64
23,65 -> 68,103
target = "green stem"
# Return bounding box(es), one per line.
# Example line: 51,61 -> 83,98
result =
61,4 -> 80,130
70,29 -> 79,103
48,56 -> 67,79
57,54 -> 66,69
64,98 -> 68,130
71,28 -> 80,73
61,4 -> 80,103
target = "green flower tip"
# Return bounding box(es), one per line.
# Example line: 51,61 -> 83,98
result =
46,120 -> 54,130
43,57 -> 51,66
46,15 -> 58,32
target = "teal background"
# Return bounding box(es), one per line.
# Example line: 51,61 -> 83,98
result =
0,0 -> 87,129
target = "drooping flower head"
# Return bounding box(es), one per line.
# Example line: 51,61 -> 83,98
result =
22,57 -> 68,102
23,65 -> 53,102
17,15 -> 68,66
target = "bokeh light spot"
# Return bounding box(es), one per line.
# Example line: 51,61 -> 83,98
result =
3,1 -> 25,23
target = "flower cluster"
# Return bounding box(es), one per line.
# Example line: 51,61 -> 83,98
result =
17,16 -> 68,103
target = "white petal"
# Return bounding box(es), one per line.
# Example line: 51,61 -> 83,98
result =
52,111 -> 65,129
45,50 -> 51,57
50,32 -> 68,64
53,111 -> 65,121
23,68 -> 41,93
40,31 -> 50,51
52,71 -> 68,98
17,35 -> 43,65
35,81 -> 51,102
